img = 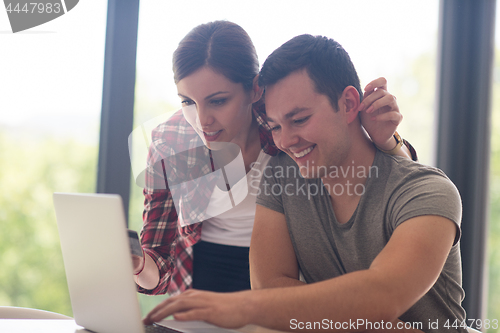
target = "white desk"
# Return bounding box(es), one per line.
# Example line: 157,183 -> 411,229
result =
0,319 -> 286,333
0,319 -> 87,333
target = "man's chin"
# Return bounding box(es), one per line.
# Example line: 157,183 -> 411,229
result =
298,166 -> 326,179
297,167 -> 309,178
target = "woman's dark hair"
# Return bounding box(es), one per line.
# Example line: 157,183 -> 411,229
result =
173,21 -> 259,91
259,34 -> 363,110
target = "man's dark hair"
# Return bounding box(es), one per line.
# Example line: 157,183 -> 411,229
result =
173,20 -> 259,91
258,34 -> 362,110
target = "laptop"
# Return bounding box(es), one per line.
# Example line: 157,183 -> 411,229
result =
53,192 -> 238,333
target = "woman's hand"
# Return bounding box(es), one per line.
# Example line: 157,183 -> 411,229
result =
132,254 -> 144,275
358,77 -> 402,151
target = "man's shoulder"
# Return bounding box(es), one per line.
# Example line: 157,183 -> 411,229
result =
374,151 -> 461,208
378,151 -> 452,184
375,152 -> 462,242
377,151 -> 460,203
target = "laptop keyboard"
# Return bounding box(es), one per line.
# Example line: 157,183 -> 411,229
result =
145,324 -> 182,333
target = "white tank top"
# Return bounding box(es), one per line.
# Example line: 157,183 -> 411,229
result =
200,150 -> 271,247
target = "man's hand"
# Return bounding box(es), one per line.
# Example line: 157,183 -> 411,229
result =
358,77 -> 402,151
143,289 -> 254,329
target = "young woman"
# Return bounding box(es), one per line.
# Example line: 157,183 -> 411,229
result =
132,21 -> 415,295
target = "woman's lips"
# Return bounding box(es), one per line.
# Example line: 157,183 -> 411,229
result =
203,130 -> 222,141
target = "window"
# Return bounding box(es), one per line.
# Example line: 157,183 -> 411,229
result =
0,2 -> 107,316
486,3 -> 500,330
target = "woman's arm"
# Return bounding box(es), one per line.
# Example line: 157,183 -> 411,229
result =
358,77 -> 415,160
134,180 -> 179,293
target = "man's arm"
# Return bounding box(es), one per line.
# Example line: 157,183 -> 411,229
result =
144,215 -> 456,332
249,205 -> 303,289
248,214 -> 457,331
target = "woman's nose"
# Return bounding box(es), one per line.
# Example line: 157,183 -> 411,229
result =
197,105 -> 215,127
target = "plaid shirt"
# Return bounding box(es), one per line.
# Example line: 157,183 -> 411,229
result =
139,101 -> 278,295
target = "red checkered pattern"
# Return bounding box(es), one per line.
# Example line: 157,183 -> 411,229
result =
138,103 -> 278,295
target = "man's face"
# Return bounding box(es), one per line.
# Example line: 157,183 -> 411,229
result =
265,69 -> 351,179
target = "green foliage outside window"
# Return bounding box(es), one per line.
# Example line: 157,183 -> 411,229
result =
0,133 -> 97,317
486,51 -> 500,332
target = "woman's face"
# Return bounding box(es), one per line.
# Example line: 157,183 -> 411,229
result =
177,66 -> 260,147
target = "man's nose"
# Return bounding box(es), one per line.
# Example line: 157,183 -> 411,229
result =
277,127 -> 299,151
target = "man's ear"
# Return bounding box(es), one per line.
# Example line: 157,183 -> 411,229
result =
342,86 -> 361,124
251,75 -> 264,103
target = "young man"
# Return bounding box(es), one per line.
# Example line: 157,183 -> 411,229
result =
144,35 -> 466,333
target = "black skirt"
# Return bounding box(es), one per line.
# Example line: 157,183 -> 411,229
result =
192,240 -> 250,292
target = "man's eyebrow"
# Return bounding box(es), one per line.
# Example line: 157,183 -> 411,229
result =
177,91 -> 229,100
266,107 -> 309,123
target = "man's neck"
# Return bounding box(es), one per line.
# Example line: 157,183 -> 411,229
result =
321,125 -> 376,223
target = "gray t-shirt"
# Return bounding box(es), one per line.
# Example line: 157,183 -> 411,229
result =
256,150 -> 466,333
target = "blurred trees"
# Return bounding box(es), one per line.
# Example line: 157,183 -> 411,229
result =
486,50 -> 500,331
0,132 -> 97,316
